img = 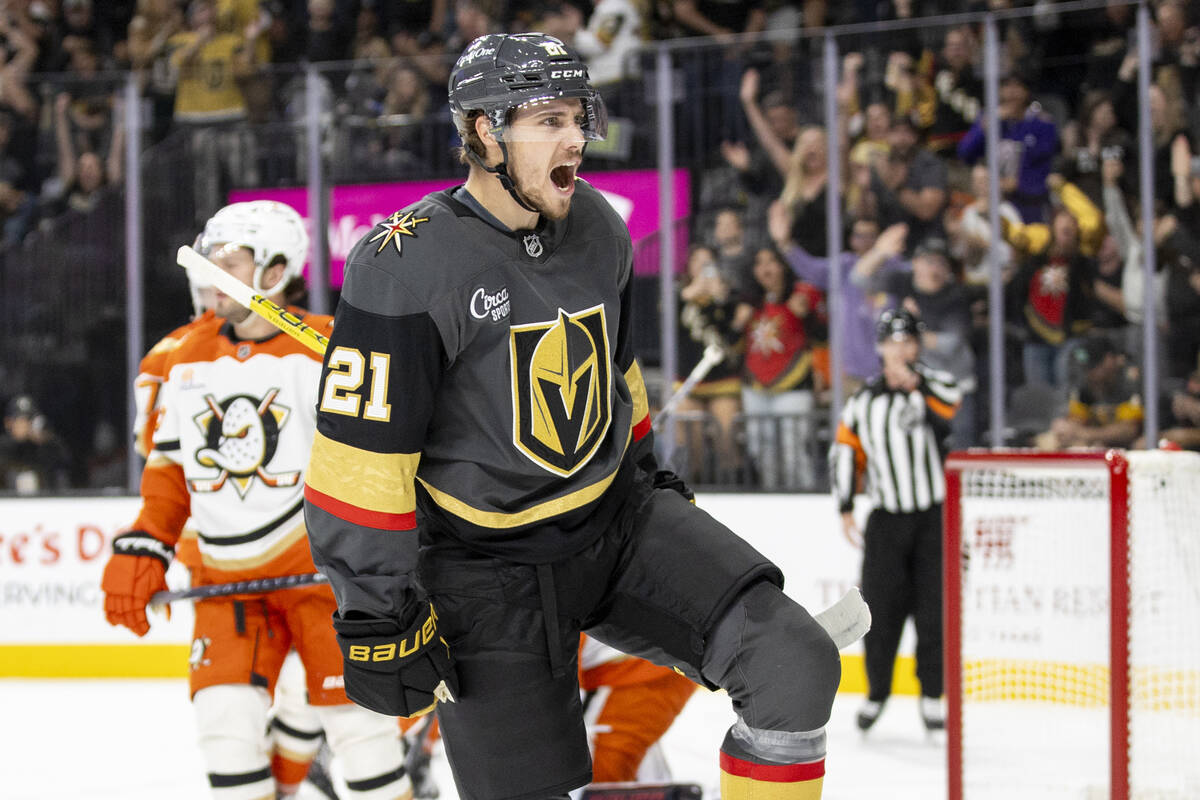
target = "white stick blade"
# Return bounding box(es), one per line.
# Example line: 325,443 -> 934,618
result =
814,587 -> 872,649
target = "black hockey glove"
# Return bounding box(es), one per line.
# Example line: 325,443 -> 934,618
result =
637,450 -> 695,502
332,603 -> 457,719
653,468 -> 695,503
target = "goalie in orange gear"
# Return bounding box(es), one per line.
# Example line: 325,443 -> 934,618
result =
101,201 -> 411,800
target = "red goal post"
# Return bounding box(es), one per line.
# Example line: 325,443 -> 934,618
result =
943,449 -> 1200,800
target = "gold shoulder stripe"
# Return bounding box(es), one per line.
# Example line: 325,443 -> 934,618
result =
625,360 -> 649,424
306,431 -> 419,516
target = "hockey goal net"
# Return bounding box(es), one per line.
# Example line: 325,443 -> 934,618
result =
944,450 -> 1200,800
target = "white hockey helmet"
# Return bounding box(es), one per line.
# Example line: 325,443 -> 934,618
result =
194,200 -> 309,295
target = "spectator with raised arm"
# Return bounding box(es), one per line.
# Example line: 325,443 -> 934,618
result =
168,0 -> 264,211
924,25 -> 983,160
777,125 -> 833,258
0,10 -> 39,123
1003,207 -> 1097,387
860,114 -> 948,252
728,67 -> 799,206
947,162 -> 1022,288
1111,52 -> 1199,217
733,244 -> 827,490
671,0 -> 767,142
128,0 -> 184,143
866,237 -> 978,447
674,244 -> 745,485
958,69 -> 1059,223
1057,90 -> 1132,210
1099,156 -> 1163,359
770,198 -> 909,387
48,91 -> 123,216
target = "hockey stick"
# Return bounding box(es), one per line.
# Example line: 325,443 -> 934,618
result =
404,715 -> 440,799
813,587 -> 871,650
149,572 -> 329,608
652,343 -> 725,429
176,245 -> 329,356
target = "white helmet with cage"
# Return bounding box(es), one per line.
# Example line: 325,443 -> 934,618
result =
194,200 -> 309,296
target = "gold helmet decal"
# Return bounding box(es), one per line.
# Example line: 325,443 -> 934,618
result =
510,305 -> 611,476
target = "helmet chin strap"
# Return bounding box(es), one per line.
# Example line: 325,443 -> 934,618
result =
466,141 -> 540,215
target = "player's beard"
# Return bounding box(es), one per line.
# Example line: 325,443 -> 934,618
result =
510,172 -> 570,220
507,146 -> 578,221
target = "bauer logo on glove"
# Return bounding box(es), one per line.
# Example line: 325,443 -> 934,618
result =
347,606 -> 440,663
333,602 -> 458,718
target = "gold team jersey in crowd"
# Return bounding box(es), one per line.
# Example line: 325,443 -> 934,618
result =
168,32 -> 249,122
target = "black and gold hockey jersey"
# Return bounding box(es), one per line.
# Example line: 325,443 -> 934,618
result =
304,181 -> 652,619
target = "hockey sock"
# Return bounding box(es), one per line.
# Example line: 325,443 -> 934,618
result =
719,748 -> 824,799
718,727 -> 824,800
268,715 -> 323,796
271,749 -> 314,797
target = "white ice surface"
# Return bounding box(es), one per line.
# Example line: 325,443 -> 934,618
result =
0,679 -> 946,799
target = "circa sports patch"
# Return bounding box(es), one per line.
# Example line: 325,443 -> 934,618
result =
368,210 -> 429,255
509,304 -> 612,477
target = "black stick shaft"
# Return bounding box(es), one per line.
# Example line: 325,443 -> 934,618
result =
150,572 -> 329,606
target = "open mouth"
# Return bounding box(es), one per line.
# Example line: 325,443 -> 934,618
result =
550,162 -> 577,192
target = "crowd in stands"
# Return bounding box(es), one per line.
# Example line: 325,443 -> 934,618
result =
672,0 -> 1200,487
3,0 -> 1200,492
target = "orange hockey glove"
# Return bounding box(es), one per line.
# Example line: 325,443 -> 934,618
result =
101,531 -> 173,636
333,603 -> 458,719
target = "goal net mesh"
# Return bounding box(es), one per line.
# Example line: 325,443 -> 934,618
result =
952,451 -> 1200,799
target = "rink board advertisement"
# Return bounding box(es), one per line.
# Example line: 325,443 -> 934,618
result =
0,497 -> 195,676
230,169 -> 691,287
0,494 -> 906,692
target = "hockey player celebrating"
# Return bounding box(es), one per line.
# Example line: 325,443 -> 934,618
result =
100,201 -> 411,800
304,32 -> 851,800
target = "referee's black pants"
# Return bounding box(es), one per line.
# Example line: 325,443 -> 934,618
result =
860,504 -> 943,701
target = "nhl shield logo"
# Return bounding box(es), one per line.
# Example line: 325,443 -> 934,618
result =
522,233 -> 544,259
509,305 -> 612,476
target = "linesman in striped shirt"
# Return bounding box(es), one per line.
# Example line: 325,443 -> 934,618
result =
829,308 -> 961,733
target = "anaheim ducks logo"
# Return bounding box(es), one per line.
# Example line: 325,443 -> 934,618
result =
189,390 -> 300,497
510,305 -> 611,476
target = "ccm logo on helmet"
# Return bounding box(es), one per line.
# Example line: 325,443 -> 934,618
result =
550,69 -> 585,79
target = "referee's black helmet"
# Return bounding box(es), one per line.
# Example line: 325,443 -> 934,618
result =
876,308 -> 925,342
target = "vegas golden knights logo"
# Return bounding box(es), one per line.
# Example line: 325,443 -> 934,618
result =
510,305 -> 611,476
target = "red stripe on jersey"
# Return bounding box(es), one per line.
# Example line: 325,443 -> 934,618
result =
303,484 -> 416,531
632,413 -> 652,442
719,752 -> 825,782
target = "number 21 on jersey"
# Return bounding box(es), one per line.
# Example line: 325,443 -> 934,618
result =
319,346 -> 391,421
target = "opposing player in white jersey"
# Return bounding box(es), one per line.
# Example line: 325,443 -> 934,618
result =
101,201 -> 411,800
